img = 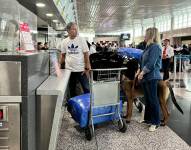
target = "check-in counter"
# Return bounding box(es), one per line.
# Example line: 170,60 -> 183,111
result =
36,69 -> 71,150
0,51 -> 49,150
0,96 -> 21,150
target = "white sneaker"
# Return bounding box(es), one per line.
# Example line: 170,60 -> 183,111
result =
148,125 -> 158,132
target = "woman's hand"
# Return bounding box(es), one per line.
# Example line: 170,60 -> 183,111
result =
138,71 -> 144,81
135,69 -> 141,77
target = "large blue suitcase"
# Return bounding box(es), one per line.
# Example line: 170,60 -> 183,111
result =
118,47 -> 143,60
67,93 -> 123,128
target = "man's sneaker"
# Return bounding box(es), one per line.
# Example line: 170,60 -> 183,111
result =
149,125 -> 159,132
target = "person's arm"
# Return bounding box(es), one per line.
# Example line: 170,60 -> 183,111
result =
84,52 -> 91,70
170,47 -> 174,58
49,52 -> 63,77
59,40 -> 66,67
60,53 -> 65,65
138,69 -> 144,80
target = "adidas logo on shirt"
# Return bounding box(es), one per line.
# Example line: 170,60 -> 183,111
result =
68,44 -> 79,54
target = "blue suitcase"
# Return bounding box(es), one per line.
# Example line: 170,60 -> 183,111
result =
118,47 -> 143,60
67,93 -> 123,128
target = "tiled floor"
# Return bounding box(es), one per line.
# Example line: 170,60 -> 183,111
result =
56,108 -> 191,150
167,96 -> 191,146
167,72 -> 191,146
173,88 -> 191,99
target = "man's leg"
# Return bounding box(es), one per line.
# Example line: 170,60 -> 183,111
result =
77,72 -> 90,94
163,58 -> 170,80
69,72 -> 77,97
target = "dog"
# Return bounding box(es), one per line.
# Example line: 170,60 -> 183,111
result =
89,52 -> 183,125
121,57 -> 184,125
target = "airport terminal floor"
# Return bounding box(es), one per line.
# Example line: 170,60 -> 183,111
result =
56,72 -> 191,150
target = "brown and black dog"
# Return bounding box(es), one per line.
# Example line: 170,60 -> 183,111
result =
121,58 -> 183,125
89,52 -> 183,125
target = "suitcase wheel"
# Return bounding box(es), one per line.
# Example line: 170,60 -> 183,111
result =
134,98 -> 143,113
118,119 -> 127,133
137,102 -> 143,113
85,126 -> 93,141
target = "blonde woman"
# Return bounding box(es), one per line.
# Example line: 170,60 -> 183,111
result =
138,27 -> 162,132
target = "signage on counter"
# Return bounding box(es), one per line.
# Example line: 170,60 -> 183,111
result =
19,22 -> 35,51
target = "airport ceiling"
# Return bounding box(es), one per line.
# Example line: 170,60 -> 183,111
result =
17,0 -> 65,29
15,0 -> 191,33
76,0 -> 191,34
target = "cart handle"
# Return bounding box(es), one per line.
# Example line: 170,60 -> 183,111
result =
90,67 -> 127,71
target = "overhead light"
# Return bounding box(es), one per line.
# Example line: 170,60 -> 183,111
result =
52,20 -> 58,23
36,2 -> 45,8
46,13 -> 53,17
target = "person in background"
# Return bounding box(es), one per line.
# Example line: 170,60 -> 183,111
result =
138,27 -> 162,132
137,40 -> 147,50
60,22 -> 91,97
174,44 -> 182,54
86,41 -> 91,50
188,44 -> 191,54
37,42 -> 43,50
96,42 -> 103,52
102,43 -> 109,52
162,39 -> 174,80
180,45 -> 190,71
86,41 -> 96,55
181,44 -> 190,55
115,42 -> 119,49
188,44 -> 191,64
89,42 -> 96,54
109,43 -> 116,52
42,42 -> 49,50
91,42 -> 97,50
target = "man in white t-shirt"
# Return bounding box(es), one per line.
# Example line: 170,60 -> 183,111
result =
162,39 -> 174,80
60,22 -> 91,97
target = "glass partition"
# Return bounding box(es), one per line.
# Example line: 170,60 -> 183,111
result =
0,0 -> 37,52
0,0 -> 20,52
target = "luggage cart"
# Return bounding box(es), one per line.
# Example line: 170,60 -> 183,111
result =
85,68 -> 127,140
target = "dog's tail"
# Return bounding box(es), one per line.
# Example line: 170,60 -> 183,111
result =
166,81 -> 184,114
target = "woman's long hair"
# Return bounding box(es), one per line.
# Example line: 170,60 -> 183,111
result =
145,27 -> 161,46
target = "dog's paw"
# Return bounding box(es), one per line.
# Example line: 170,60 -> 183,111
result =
122,115 -> 127,118
126,120 -> 131,124
160,122 -> 166,126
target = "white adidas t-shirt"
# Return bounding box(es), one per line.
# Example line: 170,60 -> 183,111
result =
61,36 -> 89,72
